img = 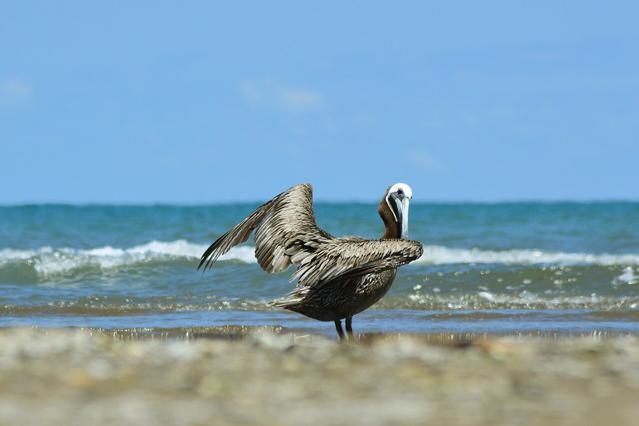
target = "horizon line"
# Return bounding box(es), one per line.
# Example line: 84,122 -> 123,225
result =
2,198 -> 638,207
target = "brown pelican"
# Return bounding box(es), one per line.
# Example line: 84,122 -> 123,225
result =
199,183 -> 423,339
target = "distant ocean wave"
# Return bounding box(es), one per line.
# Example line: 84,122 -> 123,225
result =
416,246 -> 639,266
0,241 -> 251,277
1,240 -> 639,279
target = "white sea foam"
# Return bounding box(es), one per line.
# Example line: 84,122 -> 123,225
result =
0,240 -> 256,276
613,267 -> 638,285
414,245 -> 639,266
1,241 -> 638,277
399,291 -> 637,310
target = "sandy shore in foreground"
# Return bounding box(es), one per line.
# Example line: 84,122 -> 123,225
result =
0,327 -> 638,426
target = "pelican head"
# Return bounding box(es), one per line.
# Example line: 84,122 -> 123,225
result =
382,183 -> 413,239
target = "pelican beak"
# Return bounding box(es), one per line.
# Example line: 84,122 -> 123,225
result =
390,194 -> 410,239
399,197 -> 410,239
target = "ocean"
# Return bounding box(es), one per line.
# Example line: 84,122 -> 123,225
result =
1,202 -> 638,336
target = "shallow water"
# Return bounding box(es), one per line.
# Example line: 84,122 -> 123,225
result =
1,202 -> 638,334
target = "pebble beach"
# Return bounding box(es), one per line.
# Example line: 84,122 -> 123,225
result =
1,327 -> 638,425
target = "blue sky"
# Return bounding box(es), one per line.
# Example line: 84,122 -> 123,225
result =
1,1 -> 637,202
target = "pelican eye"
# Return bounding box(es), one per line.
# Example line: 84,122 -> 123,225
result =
397,189 -> 404,196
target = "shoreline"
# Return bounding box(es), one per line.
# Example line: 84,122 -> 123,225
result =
3,323 -> 638,341
1,327 -> 638,425
4,306 -> 639,337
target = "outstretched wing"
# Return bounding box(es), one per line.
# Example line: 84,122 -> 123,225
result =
291,238 -> 423,288
198,183 -> 332,273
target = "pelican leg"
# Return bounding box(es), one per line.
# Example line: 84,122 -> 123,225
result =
345,316 -> 354,340
334,320 -> 345,340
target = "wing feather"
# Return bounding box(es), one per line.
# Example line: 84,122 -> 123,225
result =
198,183 -> 331,273
291,238 -> 423,287
199,184 -> 423,290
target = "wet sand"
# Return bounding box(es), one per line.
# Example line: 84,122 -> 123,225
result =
1,327 -> 638,425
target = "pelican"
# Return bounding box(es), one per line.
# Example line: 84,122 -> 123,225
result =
198,183 -> 423,339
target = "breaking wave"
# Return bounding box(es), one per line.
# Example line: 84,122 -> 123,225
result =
1,293 -> 638,316
415,246 -> 639,266
1,240 -> 638,279
0,240 -> 254,278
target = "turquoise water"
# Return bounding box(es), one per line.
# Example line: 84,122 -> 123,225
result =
1,202 -> 638,335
